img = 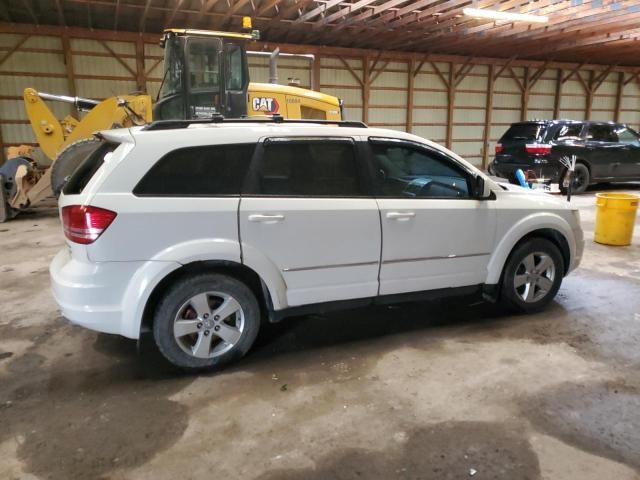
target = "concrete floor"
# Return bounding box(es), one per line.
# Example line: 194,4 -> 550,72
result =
1,188 -> 639,480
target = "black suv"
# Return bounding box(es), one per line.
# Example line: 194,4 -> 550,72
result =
489,120 -> 640,193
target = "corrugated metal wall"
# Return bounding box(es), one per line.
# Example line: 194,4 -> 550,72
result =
2,30 -> 640,169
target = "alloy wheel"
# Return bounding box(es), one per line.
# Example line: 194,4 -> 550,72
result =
513,252 -> 556,303
173,291 -> 245,359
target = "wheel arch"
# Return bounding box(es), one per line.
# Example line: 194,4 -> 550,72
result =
486,213 -> 575,285
139,260 -> 274,335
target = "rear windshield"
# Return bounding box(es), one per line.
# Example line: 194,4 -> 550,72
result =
500,123 -> 545,143
62,141 -> 118,195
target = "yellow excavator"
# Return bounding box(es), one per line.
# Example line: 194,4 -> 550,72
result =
0,21 -> 343,221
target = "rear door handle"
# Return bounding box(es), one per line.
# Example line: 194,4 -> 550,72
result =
386,211 -> 416,220
248,214 -> 285,223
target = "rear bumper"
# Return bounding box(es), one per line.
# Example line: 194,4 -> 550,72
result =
50,248 -> 146,338
490,160 -> 562,183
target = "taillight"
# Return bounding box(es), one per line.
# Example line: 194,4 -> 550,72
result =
495,144 -> 503,154
61,205 -> 117,244
525,143 -> 552,155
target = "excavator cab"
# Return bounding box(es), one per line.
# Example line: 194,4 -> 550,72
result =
155,28 -> 256,120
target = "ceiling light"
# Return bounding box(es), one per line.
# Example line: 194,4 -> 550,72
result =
462,8 -> 549,23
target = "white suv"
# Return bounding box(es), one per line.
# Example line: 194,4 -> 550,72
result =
50,119 -> 583,370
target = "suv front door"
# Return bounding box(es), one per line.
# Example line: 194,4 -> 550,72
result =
240,137 -> 381,307
584,123 -> 629,180
614,125 -> 640,178
366,138 -> 496,295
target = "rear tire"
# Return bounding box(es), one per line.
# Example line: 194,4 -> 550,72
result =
500,238 -> 564,313
559,162 -> 590,195
152,273 -> 261,371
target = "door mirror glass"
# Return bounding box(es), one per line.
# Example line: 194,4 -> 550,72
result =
473,175 -> 486,198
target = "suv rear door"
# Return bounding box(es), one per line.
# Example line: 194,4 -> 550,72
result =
239,137 -> 381,307
366,138 -> 496,295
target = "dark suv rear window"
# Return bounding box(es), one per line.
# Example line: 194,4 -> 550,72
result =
134,143 -> 255,196
500,123 -> 545,143
63,141 -> 118,195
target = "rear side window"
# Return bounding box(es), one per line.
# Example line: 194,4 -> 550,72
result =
586,124 -> 617,142
553,124 -> 583,141
255,139 -> 363,196
134,144 -> 254,196
63,141 -> 118,195
500,123 -> 544,143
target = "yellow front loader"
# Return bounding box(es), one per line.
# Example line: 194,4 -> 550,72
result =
0,23 -> 343,222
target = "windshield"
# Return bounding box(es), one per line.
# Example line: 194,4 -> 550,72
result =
159,36 -> 183,99
188,37 -> 222,91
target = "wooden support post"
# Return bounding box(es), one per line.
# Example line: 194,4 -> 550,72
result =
585,70 -> 594,120
406,59 -> 415,133
61,34 -> 77,116
614,71 -> 624,123
446,62 -> 455,150
312,55 -> 321,91
522,66 -> 529,122
482,64 -> 495,170
554,68 -> 562,119
362,55 -> 370,124
135,37 -> 146,92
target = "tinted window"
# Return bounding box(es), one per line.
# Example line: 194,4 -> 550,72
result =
586,124 -> 617,142
63,141 -> 118,195
134,144 -> 254,196
554,124 -> 583,141
501,123 -> 544,143
257,140 -> 362,196
371,142 -> 470,198
188,38 -> 221,90
225,45 -> 244,91
615,126 -> 640,146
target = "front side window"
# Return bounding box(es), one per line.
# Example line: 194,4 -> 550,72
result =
586,124 -> 617,142
371,142 -> 470,198
615,126 -> 640,146
225,44 -> 244,91
159,36 -> 183,99
134,144 -> 254,196
188,38 -> 221,91
256,140 -> 363,196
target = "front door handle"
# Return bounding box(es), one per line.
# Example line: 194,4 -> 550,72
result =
248,214 -> 285,223
386,211 -> 416,220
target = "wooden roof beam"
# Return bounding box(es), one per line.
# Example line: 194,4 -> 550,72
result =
139,0 -> 152,32
18,0 -> 38,24
295,0 -> 344,23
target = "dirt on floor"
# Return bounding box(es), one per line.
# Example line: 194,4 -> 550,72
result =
0,188 -> 639,480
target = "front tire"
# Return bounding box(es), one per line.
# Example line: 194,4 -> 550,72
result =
500,238 -> 564,313
152,273 -> 260,370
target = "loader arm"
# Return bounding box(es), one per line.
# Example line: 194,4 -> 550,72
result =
22,88 -> 153,161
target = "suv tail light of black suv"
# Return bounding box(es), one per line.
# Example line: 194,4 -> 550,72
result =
489,120 -> 640,193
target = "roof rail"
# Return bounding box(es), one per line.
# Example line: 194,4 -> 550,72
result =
142,115 -> 368,131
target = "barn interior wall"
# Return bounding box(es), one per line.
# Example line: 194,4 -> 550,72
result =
1,27 -> 640,168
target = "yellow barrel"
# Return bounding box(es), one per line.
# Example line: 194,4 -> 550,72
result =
594,193 -> 639,246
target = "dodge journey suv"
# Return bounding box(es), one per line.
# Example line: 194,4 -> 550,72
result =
489,119 -> 640,193
50,118 -> 583,370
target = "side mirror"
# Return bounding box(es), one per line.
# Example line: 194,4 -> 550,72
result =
473,175 -> 491,199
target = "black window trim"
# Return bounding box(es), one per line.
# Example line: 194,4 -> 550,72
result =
242,136 -> 375,198
366,136 -> 480,200
133,142 -> 257,198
